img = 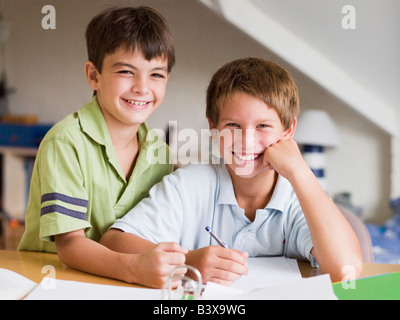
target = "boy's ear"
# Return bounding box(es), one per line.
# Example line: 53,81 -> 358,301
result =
84,61 -> 100,91
283,117 -> 297,139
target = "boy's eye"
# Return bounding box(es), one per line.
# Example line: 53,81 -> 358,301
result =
151,73 -> 166,79
257,124 -> 270,128
117,70 -> 133,75
225,122 -> 240,130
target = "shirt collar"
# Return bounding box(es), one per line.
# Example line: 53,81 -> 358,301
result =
265,175 -> 292,212
216,163 -> 292,212
79,96 -> 156,147
78,97 -> 111,147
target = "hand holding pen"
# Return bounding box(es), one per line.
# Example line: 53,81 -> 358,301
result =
183,226 -> 248,286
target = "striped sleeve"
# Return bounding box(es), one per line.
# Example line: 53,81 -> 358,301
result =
38,138 -> 91,241
41,193 -> 88,220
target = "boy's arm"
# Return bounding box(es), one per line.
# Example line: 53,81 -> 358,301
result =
264,139 -> 363,282
55,229 -> 187,288
100,228 -> 156,253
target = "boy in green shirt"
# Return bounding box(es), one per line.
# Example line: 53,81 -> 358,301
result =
18,6 -> 187,288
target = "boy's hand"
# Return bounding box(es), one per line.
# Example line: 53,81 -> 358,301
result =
130,242 -> 188,289
185,246 -> 248,286
263,138 -> 308,180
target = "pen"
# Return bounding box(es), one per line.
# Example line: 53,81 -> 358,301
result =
205,226 -> 228,248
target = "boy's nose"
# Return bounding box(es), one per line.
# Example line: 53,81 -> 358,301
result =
132,77 -> 149,95
235,129 -> 256,152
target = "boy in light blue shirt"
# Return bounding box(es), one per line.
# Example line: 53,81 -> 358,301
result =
101,58 -> 362,285
110,159 -> 312,258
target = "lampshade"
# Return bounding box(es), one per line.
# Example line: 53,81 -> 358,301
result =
295,110 -> 342,147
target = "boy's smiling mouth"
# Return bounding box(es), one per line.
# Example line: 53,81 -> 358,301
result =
122,98 -> 151,108
232,152 -> 263,162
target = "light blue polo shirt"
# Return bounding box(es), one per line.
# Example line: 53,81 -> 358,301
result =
112,161 -> 314,262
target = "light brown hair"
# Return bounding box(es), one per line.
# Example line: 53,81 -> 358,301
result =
206,57 -> 299,130
85,6 -> 175,74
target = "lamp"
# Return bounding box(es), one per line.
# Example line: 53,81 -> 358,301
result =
294,109 -> 342,191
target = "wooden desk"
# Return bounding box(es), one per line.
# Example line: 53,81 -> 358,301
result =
1,250 -> 400,288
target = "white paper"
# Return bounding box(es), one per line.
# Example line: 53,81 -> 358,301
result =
202,274 -> 337,300
25,279 -> 162,300
251,274 -> 337,300
231,257 -> 301,292
0,268 -> 37,300
202,257 -> 337,300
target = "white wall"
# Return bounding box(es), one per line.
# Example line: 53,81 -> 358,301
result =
1,0 -> 392,223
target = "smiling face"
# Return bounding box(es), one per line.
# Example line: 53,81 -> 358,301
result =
209,92 -> 294,179
85,47 -> 169,130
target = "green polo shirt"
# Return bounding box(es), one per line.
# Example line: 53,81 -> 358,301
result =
18,97 -> 173,253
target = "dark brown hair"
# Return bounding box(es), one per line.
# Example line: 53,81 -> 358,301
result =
86,6 -> 175,73
206,58 -> 299,130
